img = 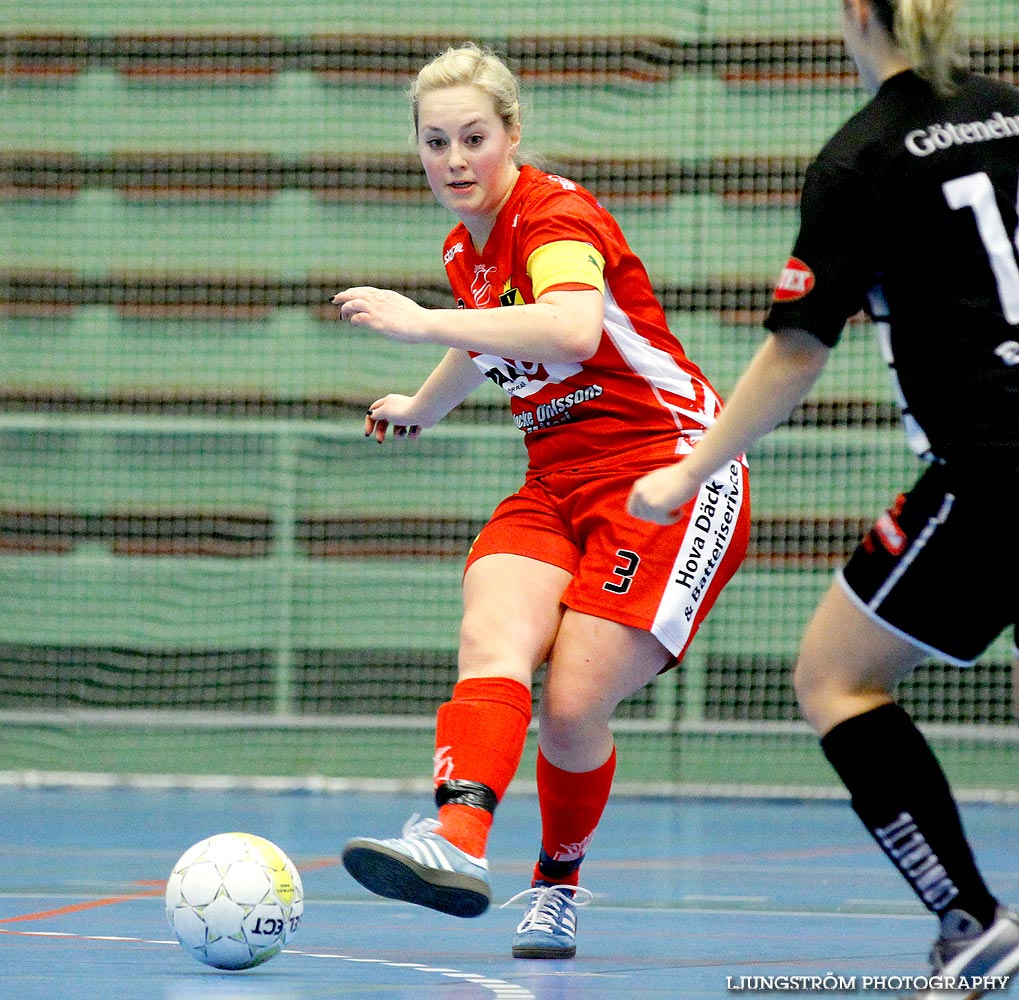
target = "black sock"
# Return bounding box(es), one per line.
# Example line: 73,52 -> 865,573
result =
820,703 -> 998,928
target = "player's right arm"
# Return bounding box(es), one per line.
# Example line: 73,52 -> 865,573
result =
365,347 -> 486,443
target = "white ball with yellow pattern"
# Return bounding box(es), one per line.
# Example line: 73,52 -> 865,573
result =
165,832 -> 304,970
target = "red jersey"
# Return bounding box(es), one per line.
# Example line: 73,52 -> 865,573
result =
442,164 -> 723,475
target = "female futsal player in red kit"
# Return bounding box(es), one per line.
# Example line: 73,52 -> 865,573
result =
331,42 -> 750,958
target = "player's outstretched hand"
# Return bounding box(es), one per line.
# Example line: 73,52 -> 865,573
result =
331,286 -> 430,344
627,463 -> 700,525
364,394 -> 428,444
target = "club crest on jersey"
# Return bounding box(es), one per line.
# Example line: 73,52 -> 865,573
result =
774,257 -> 815,302
471,264 -> 497,307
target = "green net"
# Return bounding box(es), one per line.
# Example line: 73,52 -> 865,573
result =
1,1 -> 1017,794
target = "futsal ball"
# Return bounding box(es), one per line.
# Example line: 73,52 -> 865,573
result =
165,832 -> 304,970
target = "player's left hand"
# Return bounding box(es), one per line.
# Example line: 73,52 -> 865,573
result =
627,464 -> 698,525
331,286 -> 430,344
363,393 -> 427,444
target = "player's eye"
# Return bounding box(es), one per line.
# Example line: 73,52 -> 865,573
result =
424,137 -> 446,151
464,133 -> 484,147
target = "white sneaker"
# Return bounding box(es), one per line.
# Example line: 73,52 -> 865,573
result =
342,814 -> 491,918
502,882 -> 593,959
910,907 -> 1019,999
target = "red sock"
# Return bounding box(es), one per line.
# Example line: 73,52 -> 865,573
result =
532,745 -> 616,886
433,676 -> 532,859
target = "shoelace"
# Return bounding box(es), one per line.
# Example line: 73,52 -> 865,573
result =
500,884 -> 593,933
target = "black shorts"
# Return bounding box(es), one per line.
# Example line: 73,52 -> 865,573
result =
840,460 -> 1018,666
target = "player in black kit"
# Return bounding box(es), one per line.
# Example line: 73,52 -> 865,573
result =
628,0 -> 1019,994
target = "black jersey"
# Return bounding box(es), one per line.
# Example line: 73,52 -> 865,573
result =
765,69 -> 1019,467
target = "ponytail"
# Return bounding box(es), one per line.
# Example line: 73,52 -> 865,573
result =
886,0 -> 966,96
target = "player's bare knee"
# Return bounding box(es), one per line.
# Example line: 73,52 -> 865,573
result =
538,716 -> 610,771
539,694 -> 609,758
539,702 -> 588,746
792,652 -> 847,732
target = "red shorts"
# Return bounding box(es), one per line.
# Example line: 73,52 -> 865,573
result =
465,459 -> 751,664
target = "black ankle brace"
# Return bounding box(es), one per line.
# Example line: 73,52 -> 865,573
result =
435,779 -> 498,814
537,845 -> 583,881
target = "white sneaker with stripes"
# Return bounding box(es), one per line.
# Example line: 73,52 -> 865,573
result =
503,882 -> 593,959
342,814 -> 491,918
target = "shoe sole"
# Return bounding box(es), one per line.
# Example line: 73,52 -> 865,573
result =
342,839 -> 491,918
512,943 -> 576,960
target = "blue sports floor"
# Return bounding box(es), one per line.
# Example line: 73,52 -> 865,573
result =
1,786 -> 1016,998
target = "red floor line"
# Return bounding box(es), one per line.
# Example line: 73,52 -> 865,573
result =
0,858 -> 340,926
0,887 -> 166,925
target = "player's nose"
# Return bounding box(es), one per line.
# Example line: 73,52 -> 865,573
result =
447,141 -> 469,168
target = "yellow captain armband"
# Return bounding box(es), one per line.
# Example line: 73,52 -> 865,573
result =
527,241 -> 606,298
